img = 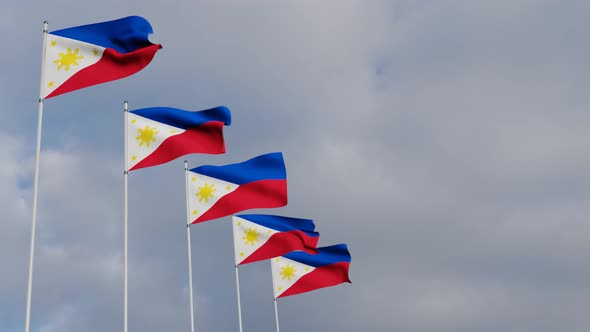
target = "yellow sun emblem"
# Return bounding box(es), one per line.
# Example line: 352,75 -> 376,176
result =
280,264 -> 297,281
242,227 -> 260,246
196,183 -> 215,202
136,125 -> 159,147
54,47 -> 83,71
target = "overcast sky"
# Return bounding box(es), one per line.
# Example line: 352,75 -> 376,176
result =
2,1 -> 590,331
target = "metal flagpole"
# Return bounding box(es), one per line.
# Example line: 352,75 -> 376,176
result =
184,161 -> 196,332
234,264 -> 243,332
25,20 -> 48,332
270,260 -> 280,332
123,100 -> 129,332
273,298 -> 280,332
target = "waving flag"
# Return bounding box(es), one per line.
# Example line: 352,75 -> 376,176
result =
233,214 -> 319,265
127,106 -> 231,171
271,244 -> 351,298
43,16 -> 161,99
187,153 -> 288,224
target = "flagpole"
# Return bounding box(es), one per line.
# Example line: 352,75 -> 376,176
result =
273,298 -> 280,332
123,100 -> 129,332
270,261 -> 280,332
184,161 -> 196,332
234,264 -> 243,332
25,20 -> 48,332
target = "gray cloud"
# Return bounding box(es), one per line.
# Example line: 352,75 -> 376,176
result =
2,0 -> 590,331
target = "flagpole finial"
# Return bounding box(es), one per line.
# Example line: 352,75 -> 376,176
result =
43,21 -> 48,32
184,160 -> 189,170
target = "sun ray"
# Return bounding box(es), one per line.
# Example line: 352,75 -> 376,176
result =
280,265 -> 297,280
242,227 -> 260,246
136,125 -> 159,147
54,47 -> 84,71
195,183 -> 216,202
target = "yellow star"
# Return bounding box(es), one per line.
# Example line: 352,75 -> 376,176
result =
170,130 -> 176,134
304,267 -> 309,272
226,185 -> 231,191
275,258 -> 280,262
47,81 -> 55,88
237,221 -> 241,226
92,48 -> 99,56
267,230 -> 272,234
131,119 -> 136,124
131,155 -> 137,161
192,210 -> 198,215
50,40 -> 56,47
278,286 -> 283,291
191,176 -> 196,181
240,252 -> 244,257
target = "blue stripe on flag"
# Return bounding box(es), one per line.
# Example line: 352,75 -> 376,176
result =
190,152 -> 286,184
50,16 -> 156,53
236,214 -> 318,234
283,244 -> 351,267
130,106 -> 231,129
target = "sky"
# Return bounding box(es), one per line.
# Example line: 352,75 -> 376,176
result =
1,0 -> 590,331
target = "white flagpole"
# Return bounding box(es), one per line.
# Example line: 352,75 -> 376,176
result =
232,216 -> 244,332
25,20 -> 48,332
270,261 -> 280,332
273,298 -> 280,332
123,100 -> 129,332
234,264 -> 243,332
184,161 -> 196,332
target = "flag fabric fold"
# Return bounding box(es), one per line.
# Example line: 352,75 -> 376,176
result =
187,153 -> 288,224
233,214 -> 319,265
43,16 -> 161,99
271,244 -> 351,298
127,106 -> 231,171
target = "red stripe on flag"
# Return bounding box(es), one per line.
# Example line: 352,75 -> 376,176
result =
240,230 -> 319,265
279,262 -> 351,298
46,44 -> 161,99
193,180 -> 288,224
130,121 -> 226,171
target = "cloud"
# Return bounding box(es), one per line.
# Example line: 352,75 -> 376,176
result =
3,1 -> 590,331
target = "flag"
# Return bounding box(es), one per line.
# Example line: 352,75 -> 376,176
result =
233,214 -> 319,265
127,106 -> 231,171
43,16 -> 161,99
271,244 -> 351,298
187,153 -> 288,224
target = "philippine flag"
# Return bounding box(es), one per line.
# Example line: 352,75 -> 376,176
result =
43,16 -> 161,99
271,244 -> 351,298
187,153 -> 288,224
233,214 -> 319,265
127,106 -> 231,171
